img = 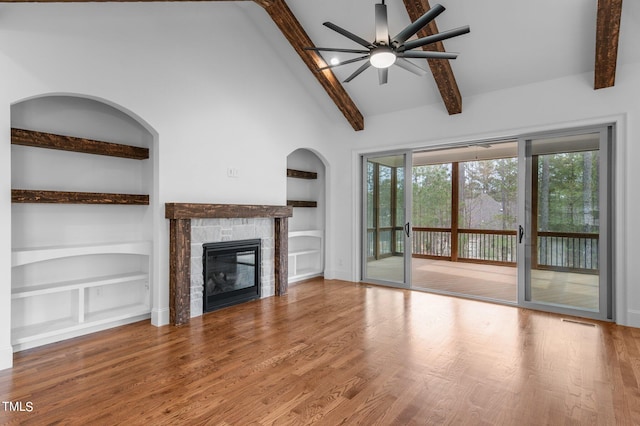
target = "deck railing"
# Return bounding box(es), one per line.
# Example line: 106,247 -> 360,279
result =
412,227 -> 452,257
410,227 -> 598,272
367,227 -> 403,258
412,228 -> 516,263
458,229 -> 517,263
536,231 -> 599,271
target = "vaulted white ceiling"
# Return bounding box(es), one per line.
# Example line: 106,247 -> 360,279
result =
3,0 -> 639,129
240,0 -> 639,120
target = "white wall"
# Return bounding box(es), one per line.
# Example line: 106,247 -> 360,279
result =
327,62 -> 640,327
0,100 -> 11,370
0,3 -> 351,370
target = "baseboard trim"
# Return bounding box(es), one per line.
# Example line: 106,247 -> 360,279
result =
151,307 -> 170,327
624,310 -> 640,328
324,269 -> 355,282
0,345 -> 13,371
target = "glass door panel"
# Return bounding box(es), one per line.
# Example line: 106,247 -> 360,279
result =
410,142 -> 518,302
363,153 -> 411,287
519,129 -> 611,320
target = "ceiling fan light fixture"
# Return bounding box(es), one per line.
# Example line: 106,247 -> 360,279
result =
308,2 -> 469,84
369,46 -> 396,69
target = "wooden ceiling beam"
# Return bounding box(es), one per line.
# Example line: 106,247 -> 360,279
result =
402,0 -> 463,115
594,0 -> 623,90
253,0 -> 364,130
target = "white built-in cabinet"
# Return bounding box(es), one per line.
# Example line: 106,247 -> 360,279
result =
286,149 -> 325,283
288,229 -> 323,281
11,241 -> 151,351
10,96 -> 153,351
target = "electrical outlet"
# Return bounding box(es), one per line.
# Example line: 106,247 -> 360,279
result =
227,167 -> 240,178
96,287 -> 102,297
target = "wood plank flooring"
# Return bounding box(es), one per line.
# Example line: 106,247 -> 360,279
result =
1,278 -> 639,425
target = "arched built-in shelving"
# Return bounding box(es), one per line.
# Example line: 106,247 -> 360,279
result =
286,150 -> 326,282
10,95 -> 154,351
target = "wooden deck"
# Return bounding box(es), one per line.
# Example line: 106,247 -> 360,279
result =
0,278 -> 636,425
412,258 -> 518,302
368,257 -> 599,309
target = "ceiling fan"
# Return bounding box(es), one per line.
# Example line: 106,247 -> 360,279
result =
305,1 -> 470,85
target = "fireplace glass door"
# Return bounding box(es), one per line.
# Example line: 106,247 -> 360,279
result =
203,239 -> 261,312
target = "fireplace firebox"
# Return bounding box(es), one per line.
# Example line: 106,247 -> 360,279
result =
202,239 -> 261,312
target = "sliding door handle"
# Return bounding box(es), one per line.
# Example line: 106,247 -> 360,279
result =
405,222 -> 411,238
518,225 -> 524,244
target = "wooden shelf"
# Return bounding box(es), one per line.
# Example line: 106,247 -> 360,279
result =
84,304 -> 151,325
287,200 -> 317,208
12,241 -> 152,267
11,128 -> 149,160
287,169 -> 318,209
12,189 -> 149,205
12,272 -> 148,299
289,249 -> 321,257
289,230 -> 323,238
12,317 -> 78,345
287,169 -> 318,179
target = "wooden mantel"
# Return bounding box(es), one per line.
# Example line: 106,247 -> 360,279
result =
165,203 -> 292,220
165,203 -> 293,326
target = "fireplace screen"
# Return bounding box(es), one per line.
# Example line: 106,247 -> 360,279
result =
203,239 -> 261,312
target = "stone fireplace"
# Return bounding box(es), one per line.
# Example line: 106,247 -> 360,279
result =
192,220 -> 272,316
165,203 -> 292,325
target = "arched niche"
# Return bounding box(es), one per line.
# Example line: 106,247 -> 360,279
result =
286,148 -> 327,282
10,94 -> 157,351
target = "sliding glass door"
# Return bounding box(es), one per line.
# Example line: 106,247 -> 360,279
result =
362,152 -> 412,287
360,126 -> 613,321
518,128 -> 612,320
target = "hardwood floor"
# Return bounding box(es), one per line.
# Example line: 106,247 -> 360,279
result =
1,278 -> 639,425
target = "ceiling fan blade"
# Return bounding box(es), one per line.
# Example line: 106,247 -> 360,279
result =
375,3 -> 390,45
391,3 -> 445,46
317,55 -> 369,71
378,68 -> 388,85
344,61 -> 372,82
323,21 -> 375,49
394,58 -> 428,76
398,51 -> 458,60
398,25 -> 470,52
305,47 -> 370,54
